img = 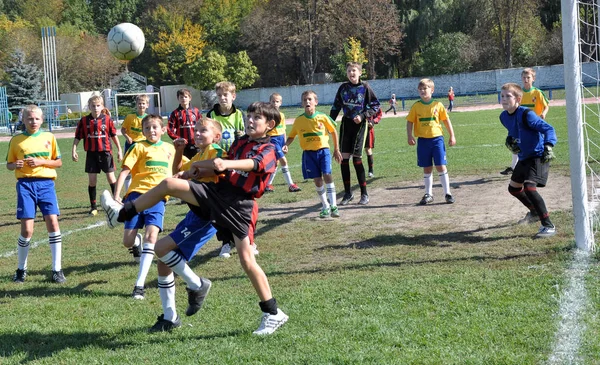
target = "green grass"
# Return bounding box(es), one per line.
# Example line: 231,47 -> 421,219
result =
0,105 -> 597,364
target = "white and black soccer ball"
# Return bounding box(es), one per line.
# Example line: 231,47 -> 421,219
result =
107,23 -> 145,61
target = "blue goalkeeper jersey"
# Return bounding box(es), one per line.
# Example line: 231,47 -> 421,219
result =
499,106 -> 557,160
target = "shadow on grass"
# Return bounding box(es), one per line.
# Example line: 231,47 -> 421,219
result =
0,280 -> 110,300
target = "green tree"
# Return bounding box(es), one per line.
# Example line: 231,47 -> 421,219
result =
226,50 -> 259,89
117,72 -> 144,107
60,0 -> 94,31
4,48 -> 43,107
198,0 -> 260,53
417,32 -> 477,76
88,0 -> 144,34
330,37 -> 368,82
184,49 -> 258,91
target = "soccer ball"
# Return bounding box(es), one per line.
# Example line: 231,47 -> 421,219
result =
107,23 -> 145,61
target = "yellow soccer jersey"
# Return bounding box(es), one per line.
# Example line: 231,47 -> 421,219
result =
289,111 -> 337,151
521,87 -> 548,117
6,130 -> 61,180
181,143 -> 226,183
406,100 -> 449,138
123,140 -> 175,197
268,111 -> 286,137
122,113 -> 147,143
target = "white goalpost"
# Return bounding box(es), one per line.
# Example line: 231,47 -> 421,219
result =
562,0 -> 596,251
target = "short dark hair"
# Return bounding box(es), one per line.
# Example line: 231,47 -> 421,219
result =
176,89 -> 192,98
247,101 -> 280,128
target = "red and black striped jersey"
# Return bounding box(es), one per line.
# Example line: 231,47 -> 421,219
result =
221,136 -> 277,198
74,114 -> 117,152
167,106 -> 202,144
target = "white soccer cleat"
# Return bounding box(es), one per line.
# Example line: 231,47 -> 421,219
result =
253,309 -> 288,335
536,225 -> 556,238
219,243 -> 232,258
100,190 -> 123,229
251,243 -> 259,256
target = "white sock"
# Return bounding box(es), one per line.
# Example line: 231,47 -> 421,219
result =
17,235 -> 30,270
511,153 -> 519,169
282,166 -> 294,186
135,243 -> 155,287
158,274 -> 177,322
326,182 -> 337,207
268,169 -> 277,185
316,186 -> 329,209
439,171 -> 451,195
49,231 -> 62,271
159,251 -> 202,290
424,173 -> 433,195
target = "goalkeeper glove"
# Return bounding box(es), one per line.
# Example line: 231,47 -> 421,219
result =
505,136 -> 520,154
542,144 -> 555,163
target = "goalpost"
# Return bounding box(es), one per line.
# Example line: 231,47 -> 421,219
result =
562,0 -> 597,251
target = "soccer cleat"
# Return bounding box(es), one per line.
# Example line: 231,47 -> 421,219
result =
89,208 -> 98,216
536,225 -> 557,238
368,171 -> 374,178
358,194 -> 369,205
253,309 -> 289,335
51,270 -> 66,284
445,194 -> 455,204
500,167 -> 514,175
330,206 -> 340,218
518,211 -> 539,225
132,286 -> 145,300
100,190 -> 122,228
265,185 -> 274,193
419,193 -> 434,205
319,207 -> 331,218
186,277 -> 212,316
219,243 -> 232,258
149,314 -> 181,333
288,184 -> 301,192
129,244 -> 142,263
251,243 -> 259,256
340,193 -> 354,206
13,268 -> 26,283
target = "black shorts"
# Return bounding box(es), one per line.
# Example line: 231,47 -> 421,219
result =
188,181 -> 258,241
85,151 -> 115,174
365,126 -> 375,149
339,117 -> 368,156
512,157 -> 549,187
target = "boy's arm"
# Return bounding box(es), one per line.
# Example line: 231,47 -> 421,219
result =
442,118 -> 456,146
328,129 -> 342,163
329,87 -> 343,121
113,167 -> 131,202
121,126 -> 132,144
72,138 -> 80,162
406,121 -> 416,146
172,139 -> 187,174
361,83 -> 381,121
167,112 -> 178,140
111,135 -> 123,161
541,104 -> 549,120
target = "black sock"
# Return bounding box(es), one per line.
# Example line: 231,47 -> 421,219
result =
259,298 -> 278,315
353,157 -> 367,196
88,186 -> 97,209
508,185 -> 533,211
524,183 -> 553,227
367,154 -> 374,173
341,159 -> 351,194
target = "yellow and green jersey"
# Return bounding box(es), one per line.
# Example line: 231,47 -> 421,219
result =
7,130 -> 61,180
521,87 -> 549,117
406,99 -> 449,138
268,111 -> 286,137
206,105 -> 245,152
181,143 -> 227,183
122,113 -> 147,143
122,140 -> 175,197
289,111 -> 337,151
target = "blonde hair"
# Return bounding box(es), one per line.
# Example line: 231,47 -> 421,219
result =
136,94 -> 150,103
346,62 -> 363,72
23,104 -> 42,119
88,95 -> 104,107
141,114 -> 164,127
270,93 -> 282,102
418,78 -> 435,89
215,81 -> 236,94
521,68 -> 536,78
501,83 -> 523,98
301,90 -> 318,103
198,117 -> 223,133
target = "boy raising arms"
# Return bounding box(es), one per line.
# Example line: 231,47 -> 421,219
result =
330,62 -> 381,206
265,92 -> 301,193
121,94 -> 149,190
407,78 -> 456,205
102,102 -> 288,335
501,68 -> 550,175
168,88 -> 201,159
72,95 -> 123,216
500,83 -> 557,237
102,114 -> 175,300
7,105 -> 65,283
286,90 -> 342,218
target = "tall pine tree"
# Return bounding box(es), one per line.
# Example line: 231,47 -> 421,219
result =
117,71 -> 144,107
4,49 -> 43,107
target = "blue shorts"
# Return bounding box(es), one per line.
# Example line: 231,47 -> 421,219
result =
270,135 -> 285,160
123,191 -> 165,231
417,136 -> 447,168
302,148 -> 332,179
16,178 -> 60,219
169,211 -> 217,261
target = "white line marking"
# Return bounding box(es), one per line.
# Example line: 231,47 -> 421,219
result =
548,249 -> 591,364
0,220 -> 106,258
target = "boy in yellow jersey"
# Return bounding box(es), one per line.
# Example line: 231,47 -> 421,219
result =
101,114 -> 175,300
407,78 -> 457,205
501,68 -> 550,175
265,93 -> 301,193
121,94 -> 149,190
6,105 -> 65,283
286,90 -> 342,218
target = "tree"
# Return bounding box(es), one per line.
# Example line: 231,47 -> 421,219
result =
330,37 -> 368,82
417,32 -> 477,76
4,48 -> 43,107
88,0 -> 145,34
117,72 -> 144,107
489,0 -> 536,68
184,49 -> 259,91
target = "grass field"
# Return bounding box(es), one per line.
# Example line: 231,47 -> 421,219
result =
0,106 -> 598,364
